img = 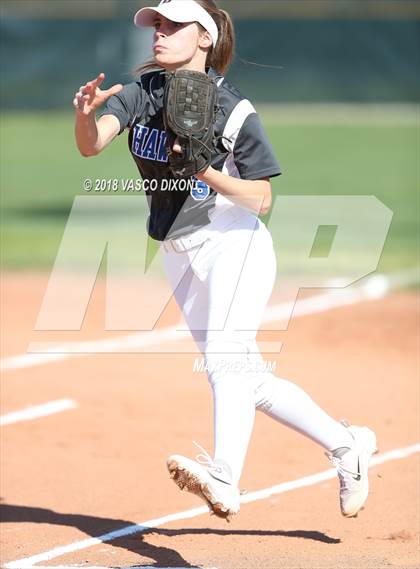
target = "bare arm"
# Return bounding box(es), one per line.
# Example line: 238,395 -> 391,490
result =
195,167 -> 272,215
73,72 -> 123,157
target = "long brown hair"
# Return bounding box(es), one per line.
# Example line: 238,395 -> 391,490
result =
134,0 -> 235,76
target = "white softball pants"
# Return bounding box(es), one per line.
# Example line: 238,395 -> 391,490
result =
161,212 -> 353,485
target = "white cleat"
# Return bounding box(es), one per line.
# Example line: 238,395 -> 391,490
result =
327,421 -> 378,518
167,443 -> 240,522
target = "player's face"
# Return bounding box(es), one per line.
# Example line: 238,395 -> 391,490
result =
153,16 -> 202,70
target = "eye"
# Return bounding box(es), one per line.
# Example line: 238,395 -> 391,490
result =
154,20 -> 161,30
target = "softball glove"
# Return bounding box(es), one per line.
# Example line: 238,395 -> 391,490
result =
163,69 -> 218,178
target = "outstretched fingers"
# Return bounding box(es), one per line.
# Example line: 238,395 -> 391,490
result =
73,88 -> 89,110
73,73 -> 121,113
84,73 -> 104,101
91,72 -> 105,90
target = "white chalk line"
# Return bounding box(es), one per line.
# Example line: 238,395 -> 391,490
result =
0,399 -> 77,426
2,267 -> 418,371
4,442 -> 419,569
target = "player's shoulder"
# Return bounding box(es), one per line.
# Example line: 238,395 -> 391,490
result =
114,80 -> 144,104
218,77 -> 247,102
117,69 -> 165,99
137,68 -> 166,91
210,69 -> 256,117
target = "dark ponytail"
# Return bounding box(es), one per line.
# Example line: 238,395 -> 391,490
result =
195,1 -> 235,75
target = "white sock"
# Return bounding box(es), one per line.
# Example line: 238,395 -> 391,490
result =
210,371 -> 354,486
211,375 -> 256,486
255,374 -> 354,451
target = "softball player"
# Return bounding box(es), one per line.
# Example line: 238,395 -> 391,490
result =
74,0 -> 378,521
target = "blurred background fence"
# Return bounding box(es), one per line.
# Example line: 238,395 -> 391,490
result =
1,0 -> 419,108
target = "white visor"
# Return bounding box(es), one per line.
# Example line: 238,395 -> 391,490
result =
134,0 -> 218,47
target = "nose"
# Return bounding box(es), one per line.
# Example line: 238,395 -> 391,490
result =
155,29 -> 167,44
155,21 -> 170,37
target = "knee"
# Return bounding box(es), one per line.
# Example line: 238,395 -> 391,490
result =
204,339 -> 251,387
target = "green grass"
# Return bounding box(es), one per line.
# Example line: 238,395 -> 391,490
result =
264,120 -> 419,275
1,108 -> 418,276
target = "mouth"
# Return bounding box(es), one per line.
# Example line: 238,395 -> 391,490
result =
153,44 -> 166,52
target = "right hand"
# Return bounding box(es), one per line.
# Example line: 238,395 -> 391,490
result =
73,72 -> 123,116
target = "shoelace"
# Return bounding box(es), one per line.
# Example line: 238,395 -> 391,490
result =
193,440 -> 224,475
327,418 -> 359,480
327,453 -> 360,489
192,441 -> 248,496
330,456 -> 359,477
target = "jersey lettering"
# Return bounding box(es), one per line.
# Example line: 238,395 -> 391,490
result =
157,131 -> 168,162
132,124 -> 168,163
143,128 -> 159,159
132,124 -> 149,156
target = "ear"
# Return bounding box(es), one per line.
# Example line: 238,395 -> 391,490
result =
199,31 -> 213,49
